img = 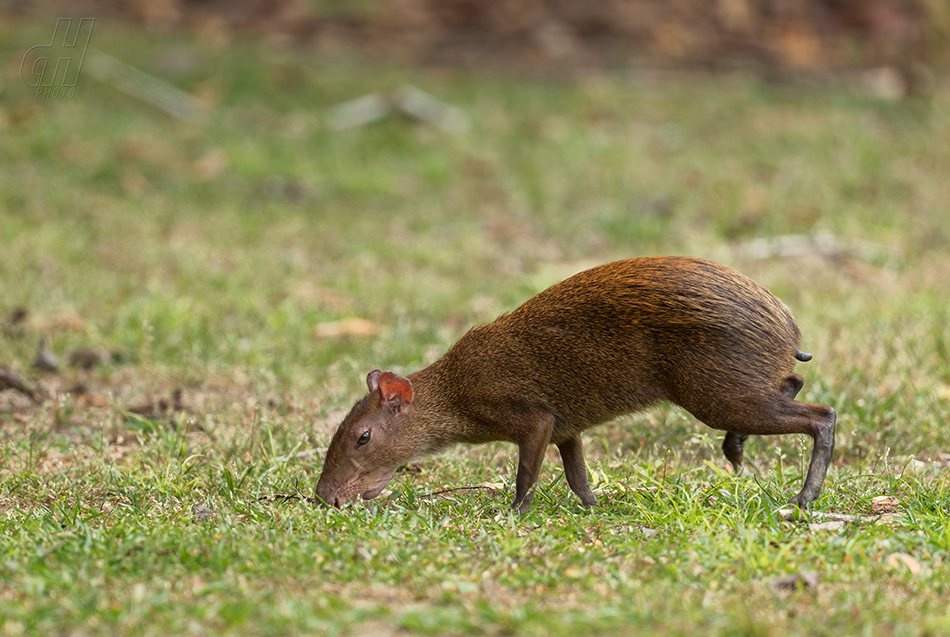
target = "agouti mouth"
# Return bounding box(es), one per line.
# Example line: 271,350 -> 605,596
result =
360,485 -> 386,500
360,470 -> 396,501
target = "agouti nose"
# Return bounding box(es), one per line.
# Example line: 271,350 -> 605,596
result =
314,491 -> 339,508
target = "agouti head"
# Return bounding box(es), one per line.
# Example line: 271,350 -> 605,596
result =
315,370 -> 415,507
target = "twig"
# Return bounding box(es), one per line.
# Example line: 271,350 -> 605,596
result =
395,85 -> 470,133
736,232 -> 899,264
258,493 -> 309,503
325,93 -> 390,130
777,507 -> 879,525
85,50 -> 204,122
0,363 -> 44,403
258,478 -> 319,504
327,84 -> 470,133
420,485 -> 501,499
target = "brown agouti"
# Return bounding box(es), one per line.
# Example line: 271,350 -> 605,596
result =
316,257 -> 836,513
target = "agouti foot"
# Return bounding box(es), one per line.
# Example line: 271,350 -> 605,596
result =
787,493 -> 811,510
512,495 -> 535,515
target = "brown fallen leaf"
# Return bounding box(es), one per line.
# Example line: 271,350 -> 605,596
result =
192,504 -> 217,523
312,318 -> 378,339
770,571 -> 819,596
871,495 -> 900,515
473,481 -> 506,495
69,348 -> 110,371
6,307 -> 28,324
2,307 -> 28,338
127,389 -> 184,419
885,553 -> 923,576
49,311 -> 86,333
76,391 -> 110,409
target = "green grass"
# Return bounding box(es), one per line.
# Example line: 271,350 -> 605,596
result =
2,14 -> 950,636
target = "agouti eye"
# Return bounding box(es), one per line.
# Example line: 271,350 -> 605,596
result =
357,431 -> 371,446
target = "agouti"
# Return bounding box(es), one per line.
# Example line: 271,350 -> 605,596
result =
316,257 -> 836,513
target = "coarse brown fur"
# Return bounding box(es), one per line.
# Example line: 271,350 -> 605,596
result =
316,257 -> 836,513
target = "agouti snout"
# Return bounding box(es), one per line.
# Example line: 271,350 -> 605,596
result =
316,257 -> 836,513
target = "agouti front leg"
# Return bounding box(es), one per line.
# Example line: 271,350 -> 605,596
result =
512,414 -> 555,514
556,435 -> 597,507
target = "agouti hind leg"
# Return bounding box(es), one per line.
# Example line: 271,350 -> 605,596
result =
726,396 -> 836,509
722,432 -> 749,473
773,374 -> 836,508
556,435 -> 597,507
786,402 -> 837,508
720,374 -> 806,473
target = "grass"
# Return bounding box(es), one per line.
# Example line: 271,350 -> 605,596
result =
2,13 -> 950,636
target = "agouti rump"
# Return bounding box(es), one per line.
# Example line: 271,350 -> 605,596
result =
315,257 -> 836,513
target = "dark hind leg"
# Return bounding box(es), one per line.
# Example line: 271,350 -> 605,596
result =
702,399 -> 835,508
721,374 -> 806,472
773,374 -> 836,507
787,403 -> 836,508
748,398 -> 835,509
722,432 -> 748,473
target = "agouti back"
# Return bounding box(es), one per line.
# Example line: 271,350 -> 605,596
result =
316,257 -> 836,513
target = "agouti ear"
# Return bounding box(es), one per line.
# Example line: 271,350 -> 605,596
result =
366,369 -> 382,393
376,371 -> 414,412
